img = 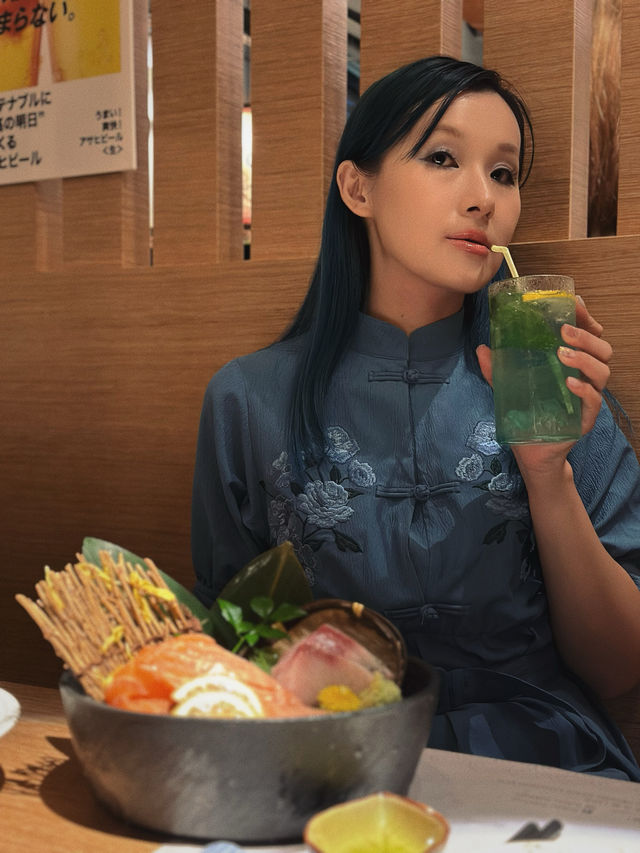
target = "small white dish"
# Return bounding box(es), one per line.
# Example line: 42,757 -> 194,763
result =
0,687 -> 20,737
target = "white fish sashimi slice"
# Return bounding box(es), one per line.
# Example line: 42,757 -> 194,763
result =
271,624 -> 390,706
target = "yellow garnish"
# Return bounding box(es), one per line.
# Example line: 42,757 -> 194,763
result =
132,588 -> 153,623
99,625 -> 125,654
75,560 -> 113,587
521,290 -> 574,301
44,566 -> 65,612
128,570 -> 176,602
317,684 -> 362,712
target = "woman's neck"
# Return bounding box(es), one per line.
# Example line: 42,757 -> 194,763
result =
366,283 -> 465,335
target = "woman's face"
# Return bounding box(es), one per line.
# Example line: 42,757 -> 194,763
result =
356,90 -> 522,319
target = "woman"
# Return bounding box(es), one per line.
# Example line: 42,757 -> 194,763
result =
191,56 -> 640,778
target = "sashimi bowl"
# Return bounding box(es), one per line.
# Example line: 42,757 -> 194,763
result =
59,656 -> 440,844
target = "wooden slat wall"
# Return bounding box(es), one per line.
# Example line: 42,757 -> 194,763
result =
151,0 -> 243,265
251,0 -> 347,259
359,0 -> 462,90
1,0 -> 638,750
484,0 -> 591,241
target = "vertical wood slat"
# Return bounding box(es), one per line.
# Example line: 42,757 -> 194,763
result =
61,172 -> 127,264
214,0 -> 245,262
359,0 -> 462,92
483,0 -> 591,243
1,182 -> 39,270
250,0 -> 347,261
617,0 -> 640,235
151,0 -> 243,266
36,179 -> 63,269
122,0 -> 153,266
58,2 -> 150,267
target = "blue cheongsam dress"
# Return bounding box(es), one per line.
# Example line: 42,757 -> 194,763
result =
191,309 -> 640,780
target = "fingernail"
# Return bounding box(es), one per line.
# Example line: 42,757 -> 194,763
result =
563,324 -> 578,338
576,295 -> 586,307
558,346 -> 575,358
566,376 -> 581,389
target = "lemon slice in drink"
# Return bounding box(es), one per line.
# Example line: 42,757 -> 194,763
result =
171,673 -> 264,718
521,290 -> 572,301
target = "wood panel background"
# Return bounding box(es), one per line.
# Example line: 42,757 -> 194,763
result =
1,0 -> 638,756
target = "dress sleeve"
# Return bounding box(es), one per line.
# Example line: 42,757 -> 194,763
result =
190,360 -> 270,607
569,400 -> 640,589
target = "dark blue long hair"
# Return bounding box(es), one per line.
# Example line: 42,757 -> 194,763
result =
280,55 -> 534,463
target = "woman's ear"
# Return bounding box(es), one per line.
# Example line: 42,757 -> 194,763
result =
336,160 -> 373,218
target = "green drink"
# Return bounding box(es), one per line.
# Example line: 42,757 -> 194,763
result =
489,275 -> 581,445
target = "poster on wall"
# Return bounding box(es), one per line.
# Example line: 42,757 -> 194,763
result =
0,0 -> 136,185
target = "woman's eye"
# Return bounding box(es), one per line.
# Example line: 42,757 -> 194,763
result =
426,150 -> 456,167
492,166 -> 517,186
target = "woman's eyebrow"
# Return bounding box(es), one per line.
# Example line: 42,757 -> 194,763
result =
431,123 -> 519,156
496,142 -> 520,155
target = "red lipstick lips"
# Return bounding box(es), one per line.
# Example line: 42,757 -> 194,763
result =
447,231 -> 490,255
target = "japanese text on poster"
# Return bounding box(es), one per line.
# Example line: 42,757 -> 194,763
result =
0,0 -> 136,184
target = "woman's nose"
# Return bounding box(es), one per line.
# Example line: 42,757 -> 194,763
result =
465,173 -> 495,218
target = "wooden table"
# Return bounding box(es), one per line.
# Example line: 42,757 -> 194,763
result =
1,681 -> 170,853
2,680 -> 639,853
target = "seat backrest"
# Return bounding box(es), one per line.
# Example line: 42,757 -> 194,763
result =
1,3 -> 638,729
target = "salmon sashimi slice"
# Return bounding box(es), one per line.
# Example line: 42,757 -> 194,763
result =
103,633 -> 320,718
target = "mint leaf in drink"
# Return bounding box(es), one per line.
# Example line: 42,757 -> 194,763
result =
490,291 -> 573,351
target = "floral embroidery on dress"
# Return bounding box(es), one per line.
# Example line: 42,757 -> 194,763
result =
456,420 -> 538,581
262,426 -> 376,584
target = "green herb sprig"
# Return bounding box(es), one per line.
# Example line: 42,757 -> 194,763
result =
218,596 -> 306,661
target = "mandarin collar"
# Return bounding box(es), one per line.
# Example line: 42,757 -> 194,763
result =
350,309 -> 465,361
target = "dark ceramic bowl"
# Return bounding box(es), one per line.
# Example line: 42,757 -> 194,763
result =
59,658 -> 439,844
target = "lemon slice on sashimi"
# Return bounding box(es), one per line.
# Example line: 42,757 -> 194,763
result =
171,673 -> 264,718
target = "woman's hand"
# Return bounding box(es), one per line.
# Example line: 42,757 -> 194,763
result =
476,295 -> 613,479
557,296 -> 612,435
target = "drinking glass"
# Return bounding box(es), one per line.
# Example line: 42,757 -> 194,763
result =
489,274 -> 581,444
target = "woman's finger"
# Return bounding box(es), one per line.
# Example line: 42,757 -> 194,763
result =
561,323 -> 613,365
575,295 -> 604,338
564,373 -> 604,434
558,346 -> 611,392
